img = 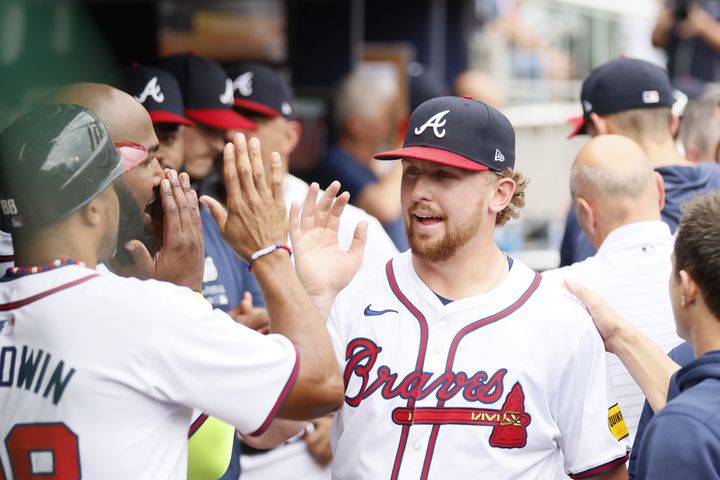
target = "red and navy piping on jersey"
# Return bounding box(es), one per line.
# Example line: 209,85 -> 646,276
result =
569,452 -> 629,479
384,255 -> 542,480
249,344 -> 300,437
385,259 -> 431,480
419,271 -> 541,478
0,274 -> 99,311
188,413 -> 209,438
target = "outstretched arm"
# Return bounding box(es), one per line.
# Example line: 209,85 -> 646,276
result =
565,280 -> 680,411
201,134 -> 344,420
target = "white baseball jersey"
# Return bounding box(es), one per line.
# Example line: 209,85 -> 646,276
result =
0,265 -> 298,479
328,251 -> 628,480
0,230 -> 13,272
285,174 -> 398,271
543,221 -> 682,444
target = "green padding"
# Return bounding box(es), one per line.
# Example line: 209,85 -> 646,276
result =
187,416 -> 235,480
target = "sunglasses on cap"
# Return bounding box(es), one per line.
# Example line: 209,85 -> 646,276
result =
113,142 -> 151,171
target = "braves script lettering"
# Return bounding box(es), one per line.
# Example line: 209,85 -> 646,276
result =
344,338 -> 531,448
344,338 -> 506,407
414,110 -> 450,138
135,77 -> 165,103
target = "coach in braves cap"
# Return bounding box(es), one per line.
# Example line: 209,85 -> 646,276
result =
375,95 -> 515,172
115,64 -> 194,171
568,57 -> 675,138
159,53 -> 256,185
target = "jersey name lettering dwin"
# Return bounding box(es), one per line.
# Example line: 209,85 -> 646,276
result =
0,344 -> 75,405
343,337 -> 530,448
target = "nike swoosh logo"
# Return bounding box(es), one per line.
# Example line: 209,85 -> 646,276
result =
364,305 -> 399,317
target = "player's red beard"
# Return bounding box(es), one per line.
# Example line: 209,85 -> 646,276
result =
405,198 -> 486,262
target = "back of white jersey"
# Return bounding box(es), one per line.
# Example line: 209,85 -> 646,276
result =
0,266 -> 298,479
543,221 -> 681,443
328,252 -> 627,480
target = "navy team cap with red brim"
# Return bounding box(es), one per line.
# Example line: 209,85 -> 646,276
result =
375,96 -> 515,171
158,53 -> 257,131
114,64 -> 195,126
226,63 -> 296,120
568,57 -> 674,138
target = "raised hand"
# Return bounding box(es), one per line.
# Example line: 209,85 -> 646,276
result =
124,169 -> 204,291
290,181 -> 367,304
200,134 -> 287,261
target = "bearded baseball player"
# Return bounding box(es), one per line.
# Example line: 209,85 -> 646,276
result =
0,105 -> 358,478
303,96 -> 629,479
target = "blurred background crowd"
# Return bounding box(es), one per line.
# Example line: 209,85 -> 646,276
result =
3,0 -> 720,271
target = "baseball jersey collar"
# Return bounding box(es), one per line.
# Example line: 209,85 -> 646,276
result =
595,221 -> 673,258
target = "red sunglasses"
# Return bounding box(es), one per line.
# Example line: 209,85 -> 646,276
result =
113,142 -> 149,171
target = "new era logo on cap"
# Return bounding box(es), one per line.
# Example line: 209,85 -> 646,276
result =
374,96 -> 515,171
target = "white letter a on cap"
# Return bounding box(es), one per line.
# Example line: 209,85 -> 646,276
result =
135,77 -> 165,103
415,110 -> 450,138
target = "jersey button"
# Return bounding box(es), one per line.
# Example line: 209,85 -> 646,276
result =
433,344 -> 443,354
413,440 -> 422,451
437,321 -> 448,330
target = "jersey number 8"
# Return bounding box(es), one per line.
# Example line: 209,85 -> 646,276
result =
0,423 -> 80,479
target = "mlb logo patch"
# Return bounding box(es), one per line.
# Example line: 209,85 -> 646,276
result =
642,90 -> 660,104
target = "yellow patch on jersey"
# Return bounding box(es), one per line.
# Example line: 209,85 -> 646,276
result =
608,403 -> 629,441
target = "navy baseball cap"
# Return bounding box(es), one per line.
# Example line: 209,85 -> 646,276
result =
158,53 -> 256,131
569,58 -> 674,138
114,64 -> 194,126
226,63 -> 295,120
374,96 -> 515,171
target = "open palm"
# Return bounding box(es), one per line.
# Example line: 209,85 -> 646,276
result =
290,181 -> 367,299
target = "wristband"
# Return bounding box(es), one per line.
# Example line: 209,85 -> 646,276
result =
246,244 -> 292,272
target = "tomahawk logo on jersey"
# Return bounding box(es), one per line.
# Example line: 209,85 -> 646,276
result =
328,252 -> 628,480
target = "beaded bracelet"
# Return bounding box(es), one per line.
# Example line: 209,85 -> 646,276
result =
245,244 -> 292,272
